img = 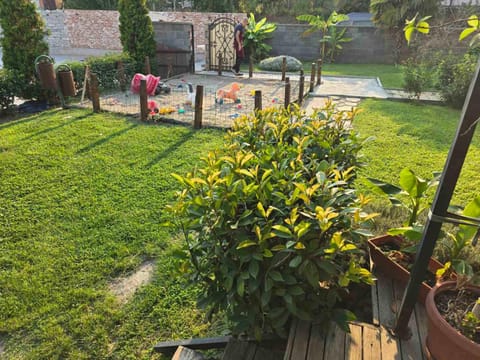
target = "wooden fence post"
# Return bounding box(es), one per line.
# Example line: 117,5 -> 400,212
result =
218,54 -> 223,76
254,90 -> 262,111
140,79 -> 148,121
144,56 -> 151,75
310,63 -> 316,93
89,72 -> 101,113
281,56 -> 287,81
299,70 -> 305,104
284,77 -> 290,110
317,58 -> 322,86
194,85 -> 204,129
249,56 -> 253,78
80,65 -> 90,103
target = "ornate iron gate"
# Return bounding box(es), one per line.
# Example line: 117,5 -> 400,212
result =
208,17 -> 236,71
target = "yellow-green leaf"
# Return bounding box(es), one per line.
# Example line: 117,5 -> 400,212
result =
460,27 -> 477,41
257,202 -> 266,217
405,26 -> 415,44
294,242 -> 306,250
416,21 -> 430,34
237,240 -> 257,249
468,15 -> 479,28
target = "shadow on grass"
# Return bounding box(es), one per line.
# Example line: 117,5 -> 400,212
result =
0,108 -> 62,130
76,123 -> 139,154
21,113 -> 93,141
144,130 -> 196,169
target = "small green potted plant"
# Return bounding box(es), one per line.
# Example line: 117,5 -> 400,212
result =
367,168 -> 444,303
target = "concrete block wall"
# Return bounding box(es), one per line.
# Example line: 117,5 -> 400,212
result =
267,24 -> 395,64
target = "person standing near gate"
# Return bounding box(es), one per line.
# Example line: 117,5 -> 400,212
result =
232,18 -> 248,76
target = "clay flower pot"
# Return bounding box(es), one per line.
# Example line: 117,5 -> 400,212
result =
425,281 -> 480,360
368,235 -> 445,304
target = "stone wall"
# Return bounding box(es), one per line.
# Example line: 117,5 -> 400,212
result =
266,24 -> 395,64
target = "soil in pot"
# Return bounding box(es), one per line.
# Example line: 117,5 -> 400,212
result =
435,289 -> 480,344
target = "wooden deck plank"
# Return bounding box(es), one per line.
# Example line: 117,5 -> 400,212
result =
172,346 -> 204,360
284,319 -> 298,360
393,282 -> 424,360
375,271 -> 402,360
345,323 -> 362,360
323,324 -> 346,360
290,320 -> 311,359
362,324 -> 381,360
306,324 -> 326,360
414,303 -> 428,358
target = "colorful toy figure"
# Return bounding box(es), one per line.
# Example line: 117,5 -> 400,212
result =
186,83 -> 195,106
148,100 -> 159,114
131,74 -> 160,96
158,106 -> 176,115
217,82 -> 241,103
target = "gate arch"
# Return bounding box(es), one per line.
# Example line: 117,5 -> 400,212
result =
208,17 -> 236,71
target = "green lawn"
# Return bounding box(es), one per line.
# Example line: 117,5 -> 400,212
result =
354,99 -> 480,207
244,63 -> 404,89
0,109 -> 224,359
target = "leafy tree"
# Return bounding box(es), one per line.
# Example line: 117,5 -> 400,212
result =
370,0 -> 440,60
244,13 -> 277,61
64,0 -> 118,9
297,11 -> 349,61
0,0 -> 49,98
193,0 -> 236,12
118,0 -> 156,67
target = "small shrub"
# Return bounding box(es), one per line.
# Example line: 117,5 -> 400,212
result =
402,58 -> 432,100
437,53 -> 478,109
258,56 -> 303,72
170,104 -> 374,338
0,69 -> 21,114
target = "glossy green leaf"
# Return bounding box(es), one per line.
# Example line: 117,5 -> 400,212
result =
236,240 -> 257,249
289,255 -> 303,268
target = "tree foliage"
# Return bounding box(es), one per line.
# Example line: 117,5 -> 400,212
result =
118,0 -> 156,66
63,0 -> 118,9
370,0 -> 440,29
193,0 -> 236,12
0,0 -> 49,98
244,13 -> 277,61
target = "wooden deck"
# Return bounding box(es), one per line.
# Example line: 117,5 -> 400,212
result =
283,270 -> 428,360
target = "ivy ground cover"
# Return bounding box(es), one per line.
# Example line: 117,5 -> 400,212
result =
0,109 -> 223,359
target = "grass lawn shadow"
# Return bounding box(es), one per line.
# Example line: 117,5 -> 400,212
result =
22,113 -> 93,140
144,130 -> 196,169
76,123 -> 139,154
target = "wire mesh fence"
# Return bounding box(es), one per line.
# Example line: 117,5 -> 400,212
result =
77,70 -> 302,129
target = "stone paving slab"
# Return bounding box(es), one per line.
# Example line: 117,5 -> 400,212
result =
312,76 -> 389,99
302,96 -> 362,115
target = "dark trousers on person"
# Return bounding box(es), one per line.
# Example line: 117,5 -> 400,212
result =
233,49 -> 244,73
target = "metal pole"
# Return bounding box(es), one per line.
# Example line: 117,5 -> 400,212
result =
281,56 -> 287,81
395,59 -> 480,338
284,77 -> 291,110
140,79 -> 148,121
310,63 -> 316,93
299,70 -> 305,105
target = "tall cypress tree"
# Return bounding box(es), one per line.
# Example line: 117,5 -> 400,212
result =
118,0 -> 156,67
0,0 -> 49,97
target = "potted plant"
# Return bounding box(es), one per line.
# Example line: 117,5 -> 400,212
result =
425,278 -> 480,360
367,168 -> 443,303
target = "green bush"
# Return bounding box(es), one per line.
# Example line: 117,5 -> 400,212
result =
60,53 -> 140,93
0,69 -> 21,114
402,58 -> 432,100
0,0 -> 49,99
170,104 -> 374,338
437,53 -> 478,109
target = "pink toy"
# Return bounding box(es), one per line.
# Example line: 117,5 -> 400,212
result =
130,74 -> 160,96
148,100 -> 159,115
217,82 -> 241,103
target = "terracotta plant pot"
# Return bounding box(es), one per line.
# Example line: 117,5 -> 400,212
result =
57,70 -> 76,97
37,62 -> 57,90
368,235 -> 445,304
425,281 -> 480,360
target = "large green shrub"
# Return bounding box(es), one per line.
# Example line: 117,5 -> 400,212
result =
118,0 -> 156,66
60,53 -> 139,93
0,0 -> 49,99
436,53 -> 478,109
0,69 -> 21,114
402,58 -> 432,100
170,104 -> 373,338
